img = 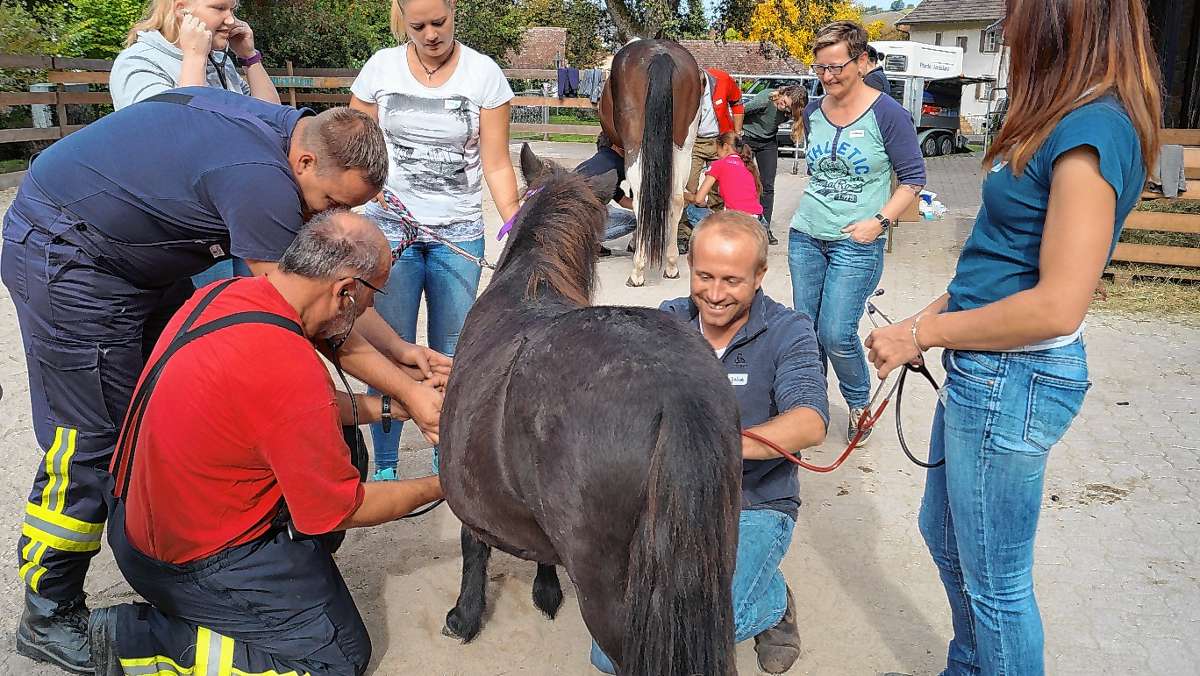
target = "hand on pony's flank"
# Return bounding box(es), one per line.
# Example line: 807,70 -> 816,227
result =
865,317 -> 922,380
392,343 -> 453,380
403,383 -> 443,445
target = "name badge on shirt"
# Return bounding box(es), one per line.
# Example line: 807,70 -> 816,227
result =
208,244 -> 225,259
991,160 -> 1009,173
848,129 -> 866,139
714,98 -> 724,105
728,373 -> 748,386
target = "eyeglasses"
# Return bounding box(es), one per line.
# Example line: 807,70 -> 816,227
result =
350,276 -> 387,295
810,55 -> 860,76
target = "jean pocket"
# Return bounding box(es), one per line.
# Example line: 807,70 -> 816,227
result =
946,349 -> 1001,387
1023,374 -> 1090,452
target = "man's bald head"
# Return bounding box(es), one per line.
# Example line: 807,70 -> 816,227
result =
689,210 -> 769,272
279,209 -> 390,281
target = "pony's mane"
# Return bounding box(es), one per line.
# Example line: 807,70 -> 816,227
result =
503,173 -> 606,306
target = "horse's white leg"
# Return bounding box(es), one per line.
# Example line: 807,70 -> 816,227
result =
665,117 -> 700,279
626,151 -> 647,287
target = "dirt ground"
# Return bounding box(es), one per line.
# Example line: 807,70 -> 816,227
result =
0,143 -> 1196,675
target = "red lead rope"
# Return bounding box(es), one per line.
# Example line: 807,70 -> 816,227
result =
740,403 -> 887,474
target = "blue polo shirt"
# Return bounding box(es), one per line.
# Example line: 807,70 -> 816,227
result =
660,290 -> 828,518
19,87 -> 311,287
948,96 -> 1145,312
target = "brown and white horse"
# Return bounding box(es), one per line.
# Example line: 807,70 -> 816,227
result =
599,39 -> 703,287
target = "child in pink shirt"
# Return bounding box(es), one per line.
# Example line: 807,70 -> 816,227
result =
685,132 -> 766,230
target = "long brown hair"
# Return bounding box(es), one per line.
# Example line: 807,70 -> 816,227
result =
771,84 -> 809,145
985,0 -> 1162,176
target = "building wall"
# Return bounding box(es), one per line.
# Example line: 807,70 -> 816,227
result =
506,27 -> 568,69
906,22 -> 1009,131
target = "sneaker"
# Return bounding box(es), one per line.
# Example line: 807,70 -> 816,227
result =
88,606 -> 122,676
767,230 -> 779,245
678,240 -> 689,255
848,408 -> 873,446
372,467 -> 398,481
15,591 -> 92,674
753,586 -> 801,673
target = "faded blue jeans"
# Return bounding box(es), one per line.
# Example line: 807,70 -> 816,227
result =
589,508 -> 796,673
368,237 -> 484,473
788,229 -> 885,409
920,341 -> 1090,676
603,205 -> 637,241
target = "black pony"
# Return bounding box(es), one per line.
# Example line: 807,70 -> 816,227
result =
437,145 -> 742,675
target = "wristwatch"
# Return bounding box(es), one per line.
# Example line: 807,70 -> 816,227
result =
874,213 -> 892,232
380,395 -> 392,434
238,50 -> 263,68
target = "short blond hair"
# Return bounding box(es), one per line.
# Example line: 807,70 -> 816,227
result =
813,20 -> 869,59
390,0 -> 454,42
690,210 -> 768,271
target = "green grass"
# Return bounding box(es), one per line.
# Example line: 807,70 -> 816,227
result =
512,132 -> 595,144
1136,199 -> 1200,214
1118,229 -> 1200,247
0,159 -> 28,174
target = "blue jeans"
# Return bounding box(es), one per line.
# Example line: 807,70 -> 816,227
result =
685,205 -> 769,230
787,229 -> 885,409
191,257 -> 251,288
603,205 -> 637,241
368,237 -> 484,472
589,508 -> 796,673
920,341 -> 1090,676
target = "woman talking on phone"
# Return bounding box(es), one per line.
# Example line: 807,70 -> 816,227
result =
865,1 -> 1162,673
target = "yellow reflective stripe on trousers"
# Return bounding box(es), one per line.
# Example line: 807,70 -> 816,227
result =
18,561 -> 47,592
22,491 -> 104,556
51,427 -> 78,512
119,654 -> 194,675
39,427 -> 65,510
26,501 -> 103,536
195,626 -> 232,676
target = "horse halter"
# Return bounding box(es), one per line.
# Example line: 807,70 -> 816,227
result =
741,289 -> 945,472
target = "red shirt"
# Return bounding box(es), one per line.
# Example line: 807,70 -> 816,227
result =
118,277 -> 363,564
707,154 -> 763,216
707,68 -> 745,135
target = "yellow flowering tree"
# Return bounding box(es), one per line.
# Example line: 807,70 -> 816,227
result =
736,0 -> 885,63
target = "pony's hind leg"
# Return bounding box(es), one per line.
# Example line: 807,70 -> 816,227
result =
444,526 -> 491,643
625,152 -> 648,287
532,564 -> 563,620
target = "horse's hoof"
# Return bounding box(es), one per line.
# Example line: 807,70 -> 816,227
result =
625,277 -> 644,288
664,270 -> 680,280
443,608 -> 481,644
532,569 -> 564,620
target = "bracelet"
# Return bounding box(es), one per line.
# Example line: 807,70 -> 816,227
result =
912,314 -> 928,354
237,50 -> 263,67
381,395 -> 392,433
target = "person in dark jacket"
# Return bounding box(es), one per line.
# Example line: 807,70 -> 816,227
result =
864,45 -> 890,93
589,210 -> 829,675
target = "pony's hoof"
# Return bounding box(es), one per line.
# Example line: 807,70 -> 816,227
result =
532,569 -> 564,620
443,607 -> 481,644
664,270 -> 680,280
625,277 -> 644,288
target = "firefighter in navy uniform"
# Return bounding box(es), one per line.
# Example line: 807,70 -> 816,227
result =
1,87 -> 448,673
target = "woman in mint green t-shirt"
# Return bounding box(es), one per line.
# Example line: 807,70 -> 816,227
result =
787,21 -> 925,444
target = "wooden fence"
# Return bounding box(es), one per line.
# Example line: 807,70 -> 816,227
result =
1110,128 -> 1200,280
0,53 -> 601,187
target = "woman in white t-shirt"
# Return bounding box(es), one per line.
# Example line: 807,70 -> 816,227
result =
350,0 -> 519,480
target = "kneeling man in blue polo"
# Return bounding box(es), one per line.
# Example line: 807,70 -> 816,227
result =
591,210 -> 829,674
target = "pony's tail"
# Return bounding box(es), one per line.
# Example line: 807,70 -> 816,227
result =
620,404 -> 739,675
636,54 -> 676,268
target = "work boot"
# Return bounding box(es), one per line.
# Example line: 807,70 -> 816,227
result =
767,230 -> 779,245
753,586 -> 801,674
15,590 -> 93,674
88,606 -> 122,676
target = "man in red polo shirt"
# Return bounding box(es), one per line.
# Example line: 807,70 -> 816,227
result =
680,67 -> 745,252
88,210 -> 442,676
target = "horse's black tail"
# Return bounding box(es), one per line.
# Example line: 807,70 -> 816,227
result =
621,403 -> 739,675
636,54 -> 676,268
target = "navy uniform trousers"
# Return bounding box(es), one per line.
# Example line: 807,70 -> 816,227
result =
1,180 -> 191,602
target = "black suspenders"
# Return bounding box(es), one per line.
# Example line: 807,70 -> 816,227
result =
111,279 -> 304,500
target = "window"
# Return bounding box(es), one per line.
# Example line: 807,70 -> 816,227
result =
976,82 -> 995,101
980,28 -> 1002,53
934,32 -> 943,46
956,36 -> 969,52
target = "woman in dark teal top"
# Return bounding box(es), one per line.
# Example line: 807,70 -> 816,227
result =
865,1 -> 1163,674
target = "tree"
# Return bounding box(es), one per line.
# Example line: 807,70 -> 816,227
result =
890,0 -> 905,10
678,0 -> 710,38
736,0 -> 865,61
69,0 -> 146,59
